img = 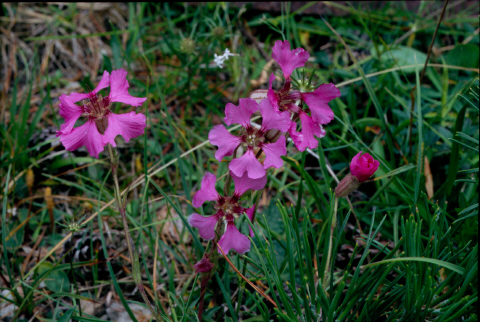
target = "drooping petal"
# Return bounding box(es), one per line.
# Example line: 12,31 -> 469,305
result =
208,125 -> 242,162
271,40 -> 309,79
188,212 -> 221,240
302,83 -> 340,125
267,73 -> 281,112
59,119 -> 105,158
259,98 -> 291,133
102,111 -> 147,146
261,135 -> 286,169
91,70 -> 110,95
289,114 -> 325,152
244,206 -> 256,237
288,122 -> 306,152
232,171 -> 267,196
192,172 -> 220,208
229,148 -> 265,179
299,112 -> 325,150
224,98 -> 258,128
108,69 -> 147,107
217,221 -> 250,255
57,94 -> 84,136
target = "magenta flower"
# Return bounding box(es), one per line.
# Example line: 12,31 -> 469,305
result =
56,69 -> 147,158
209,98 -> 291,179
350,151 -> 380,182
271,40 -> 309,80
188,171 -> 266,254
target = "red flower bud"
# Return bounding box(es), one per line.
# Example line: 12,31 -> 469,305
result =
194,257 -> 214,273
350,151 -> 380,182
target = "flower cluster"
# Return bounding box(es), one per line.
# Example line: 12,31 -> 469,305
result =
190,40 -> 341,255
189,172 -> 266,254
56,69 -> 147,158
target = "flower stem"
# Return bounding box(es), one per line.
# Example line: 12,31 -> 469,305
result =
106,143 -> 160,321
323,196 -> 339,292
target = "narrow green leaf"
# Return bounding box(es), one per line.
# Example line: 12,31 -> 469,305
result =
362,257 -> 465,275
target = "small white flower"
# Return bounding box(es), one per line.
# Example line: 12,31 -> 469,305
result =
213,48 -> 238,68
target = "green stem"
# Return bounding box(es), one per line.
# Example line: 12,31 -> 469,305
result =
235,257 -> 248,317
323,197 -> 339,292
106,143 -> 160,321
69,233 -> 82,317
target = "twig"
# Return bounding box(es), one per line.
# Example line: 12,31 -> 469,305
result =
408,0 -> 449,155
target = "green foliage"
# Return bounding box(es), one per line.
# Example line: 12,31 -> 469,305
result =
0,2 -> 478,321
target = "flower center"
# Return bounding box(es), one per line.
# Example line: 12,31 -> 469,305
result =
81,94 -> 111,134
244,130 -> 265,149
215,198 -> 241,218
82,94 -> 111,119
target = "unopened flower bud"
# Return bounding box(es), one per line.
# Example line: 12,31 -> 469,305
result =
26,169 -> 34,189
350,151 -> 380,182
194,256 -> 214,273
335,151 -> 379,198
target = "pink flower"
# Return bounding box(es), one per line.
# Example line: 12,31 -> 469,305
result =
56,69 -> 147,158
271,40 -> 309,80
188,171 -> 266,254
350,151 -> 380,182
209,98 -> 291,179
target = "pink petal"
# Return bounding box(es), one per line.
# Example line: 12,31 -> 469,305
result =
108,69 -> 147,107
259,98 -> 291,133
262,135 -> 286,169
302,83 -> 340,125
232,171 -> 267,196
217,221 -> 250,255
224,98 -> 258,128
289,114 -> 325,152
244,206 -> 256,237
102,111 -> 146,146
208,125 -> 242,162
92,70 -> 110,95
288,122 -> 306,152
299,112 -> 325,150
192,172 -> 220,208
59,120 -> 105,158
271,40 -> 309,79
188,212 -> 221,240
67,92 -> 90,103
229,149 -> 265,179
267,73 -> 281,112
57,94 -> 84,136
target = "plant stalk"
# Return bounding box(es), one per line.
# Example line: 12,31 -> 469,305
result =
323,196 -> 339,292
106,143 -> 160,321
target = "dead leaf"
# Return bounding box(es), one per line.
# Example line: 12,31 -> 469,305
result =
424,156 -> 434,199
